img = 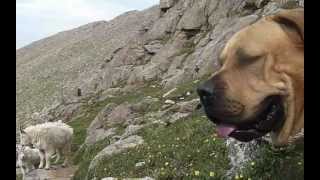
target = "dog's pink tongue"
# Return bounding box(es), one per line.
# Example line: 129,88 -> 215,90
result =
216,125 -> 236,138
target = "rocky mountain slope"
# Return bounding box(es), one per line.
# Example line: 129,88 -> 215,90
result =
16,0 -> 304,179
16,0 -> 302,128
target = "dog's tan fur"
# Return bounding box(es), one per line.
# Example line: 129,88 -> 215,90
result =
212,8 -> 303,146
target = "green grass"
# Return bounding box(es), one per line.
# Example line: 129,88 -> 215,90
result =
68,105 -> 104,153
86,111 -> 230,179
239,142 -> 304,180
72,138 -> 111,180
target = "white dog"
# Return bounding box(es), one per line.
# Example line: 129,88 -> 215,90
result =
17,146 -> 40,178
20,121 -> 73,170
16,144 -> 22,167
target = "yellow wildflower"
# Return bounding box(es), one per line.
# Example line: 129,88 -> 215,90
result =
210,172 -> 215,177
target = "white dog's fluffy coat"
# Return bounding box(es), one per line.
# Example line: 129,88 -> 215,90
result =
20,121 -> 73,169
17,146 -> 40,178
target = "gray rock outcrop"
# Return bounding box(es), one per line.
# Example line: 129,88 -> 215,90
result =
88,135 -> 144,173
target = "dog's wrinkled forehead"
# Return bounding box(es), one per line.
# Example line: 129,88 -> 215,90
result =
219,18 -> 289,66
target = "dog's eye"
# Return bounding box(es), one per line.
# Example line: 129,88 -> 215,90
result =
238,55 -> 262,66
236,49 -> 262,66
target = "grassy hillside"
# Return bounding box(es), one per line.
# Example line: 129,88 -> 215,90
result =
66,81 -> 304,180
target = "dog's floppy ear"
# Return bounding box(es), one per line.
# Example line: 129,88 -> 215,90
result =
271,8 -> 304,44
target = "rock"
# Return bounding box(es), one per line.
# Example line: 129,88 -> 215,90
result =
176,99 -> 200,113
177,0 -> 207,30
169,112 -> 190,123
99,88 -> 122,99
102,178 -> 118,180
144,40 -> 163,54
110,135 -> 122,144
85,128 -> 115,146
255,0 -> 269,8
89,135 -> 144,172
162,88 -> 177,98
130,97 -> 159,113
124,177 -> 155,180
85,103 -> 117,145
135,161 -> 146,167
193,80 -> 200,84
165,98 -> 200,113
160,0 -> 176,10
121,125 -> 144,139
106,102 -> 136,127
164,99 -> 176,105
161,104 -> 172,110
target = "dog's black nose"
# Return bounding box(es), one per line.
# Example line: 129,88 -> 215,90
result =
197,81 -> 215,100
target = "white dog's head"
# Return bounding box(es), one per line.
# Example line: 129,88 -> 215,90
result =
17,146 -> 27,167
19,127 -> 32,147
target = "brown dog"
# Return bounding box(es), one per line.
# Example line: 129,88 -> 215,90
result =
197,8 -> 303,146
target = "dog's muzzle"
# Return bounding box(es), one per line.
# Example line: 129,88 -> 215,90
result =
197,80 -> 285,142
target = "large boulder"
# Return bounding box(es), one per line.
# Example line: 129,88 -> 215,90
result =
88,135 -> 144,173
85,103 -> 117,145
106,102 -> 136,127
177,0 -> 207,30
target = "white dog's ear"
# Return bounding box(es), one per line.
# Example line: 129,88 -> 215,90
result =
271,8 -> 304,44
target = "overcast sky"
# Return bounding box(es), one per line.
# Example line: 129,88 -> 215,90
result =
16,0 -> 158,49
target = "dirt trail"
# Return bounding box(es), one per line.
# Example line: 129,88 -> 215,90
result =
17,165 -> 77,180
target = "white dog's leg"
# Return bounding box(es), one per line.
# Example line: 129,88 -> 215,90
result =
20,166 -> 25,179
25,165 -> 30,174
31,164 -> 35,171
38,150 -> 45,169
62,143 -> 71,167
45,150 -> 55,170
54,149 -> 61,164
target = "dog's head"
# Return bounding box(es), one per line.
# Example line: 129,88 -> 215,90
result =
19,127 -> 32,147
197,8 -> 304,146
